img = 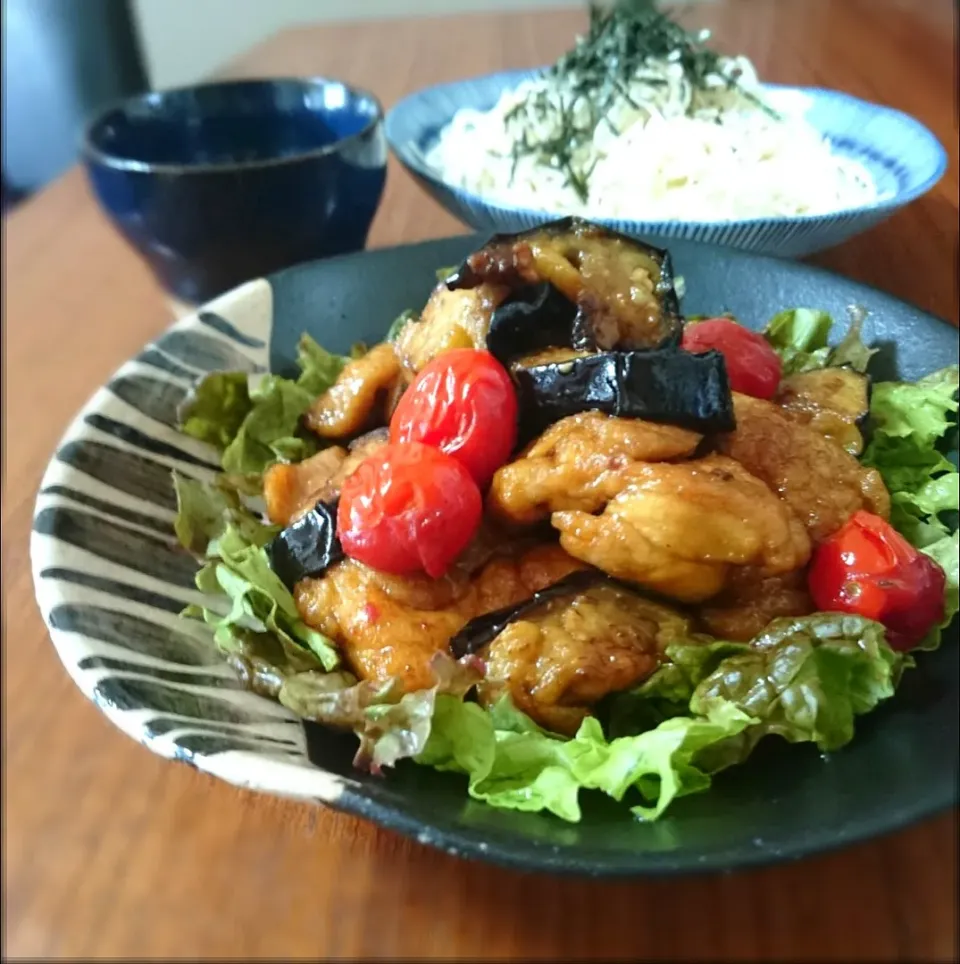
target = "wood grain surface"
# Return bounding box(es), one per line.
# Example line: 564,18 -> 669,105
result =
3,1 -> 958,959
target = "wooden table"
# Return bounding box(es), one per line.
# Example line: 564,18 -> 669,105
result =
4,1 -> 957,959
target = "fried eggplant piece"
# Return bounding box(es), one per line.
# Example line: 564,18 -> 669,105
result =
393,282 -> 506,374
775,367 -> 870,455
447,217 -> 683,354
511,347 -> 734,441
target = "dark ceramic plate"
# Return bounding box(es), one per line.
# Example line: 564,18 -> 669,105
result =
32,235 -> 959,877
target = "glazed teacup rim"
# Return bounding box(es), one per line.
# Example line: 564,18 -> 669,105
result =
81,76 -> 385,176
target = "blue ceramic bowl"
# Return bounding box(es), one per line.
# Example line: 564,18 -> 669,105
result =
83,78 -> 387,304
385,69 -> 947,258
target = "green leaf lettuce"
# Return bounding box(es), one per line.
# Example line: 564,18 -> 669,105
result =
417,613 -> 903,822
862,364 -> 958,562
763,306 -> 875,374
177,334 -> 348,480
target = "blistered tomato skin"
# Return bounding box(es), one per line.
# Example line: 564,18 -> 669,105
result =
337,441 -> 483,579
681,318 -> 783,400
390,348 -> 519,486
808,510 -> 946,650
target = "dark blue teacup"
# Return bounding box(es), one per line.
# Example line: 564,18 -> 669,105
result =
82,78 -> 387,305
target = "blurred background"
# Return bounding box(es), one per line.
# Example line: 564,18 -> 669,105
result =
2,0 -> 589,211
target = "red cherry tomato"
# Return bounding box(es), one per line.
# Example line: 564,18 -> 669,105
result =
681,318 -> 783,399
337,441 -> 482,579
807,510 -> 946,651
390,348 -> 518,486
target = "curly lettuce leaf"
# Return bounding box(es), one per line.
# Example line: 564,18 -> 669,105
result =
867,367 -> 959,448
172,471 -> 277,555
296,333 -> 350,395
605,613 -> 903,768
763,306 -> 875,374
178,334 -> 348,480
219,374 -> 319,479
281,652 -> 484,772
917,531 -> 960,650
924,531 -> 959,617
689,614 -> 904,771
418,694 -> 752,822
183,517 -> 340,672
764,308 -> 833,373
604,639 -> 749,736
825,307 -> 876,372
863,365 -> 959,553
177,371 -> 251,450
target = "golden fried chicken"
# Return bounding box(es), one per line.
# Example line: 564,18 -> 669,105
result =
718,392 -> 890,542
553,455 -> 811,603
262,429 -> 388,526
304,343 -> 401,440
478,579 -> 688,735
263,445 -> 348,526
294,544 -> 584,692
394,282 -> 506,374
696,567 -> 814,641
488,411 -> 702,525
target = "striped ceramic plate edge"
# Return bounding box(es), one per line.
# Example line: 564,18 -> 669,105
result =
29,279 -> 357,805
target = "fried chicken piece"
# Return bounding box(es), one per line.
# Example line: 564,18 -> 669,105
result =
553,455 -> 811,603
262,429 -> 388,526
718,392 -> 890,542
394,282 -> 506,374
303,343 -> 400,439
294,544 -> 584,692
488,411 -> 703,525
263,445 -> 347,526
479,580 -> 686,735
697,567 -> 814,641
295,562 -> 469,691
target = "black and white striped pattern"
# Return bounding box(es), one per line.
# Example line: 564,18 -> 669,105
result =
30,279 -> 354,806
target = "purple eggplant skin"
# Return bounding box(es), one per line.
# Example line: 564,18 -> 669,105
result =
444,217 -> 579,289
512,347 -> 735,443
485,282 -> 579,367
444,217 -> 683,354
449,569 -> 609,658
267,498 -> 344,591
